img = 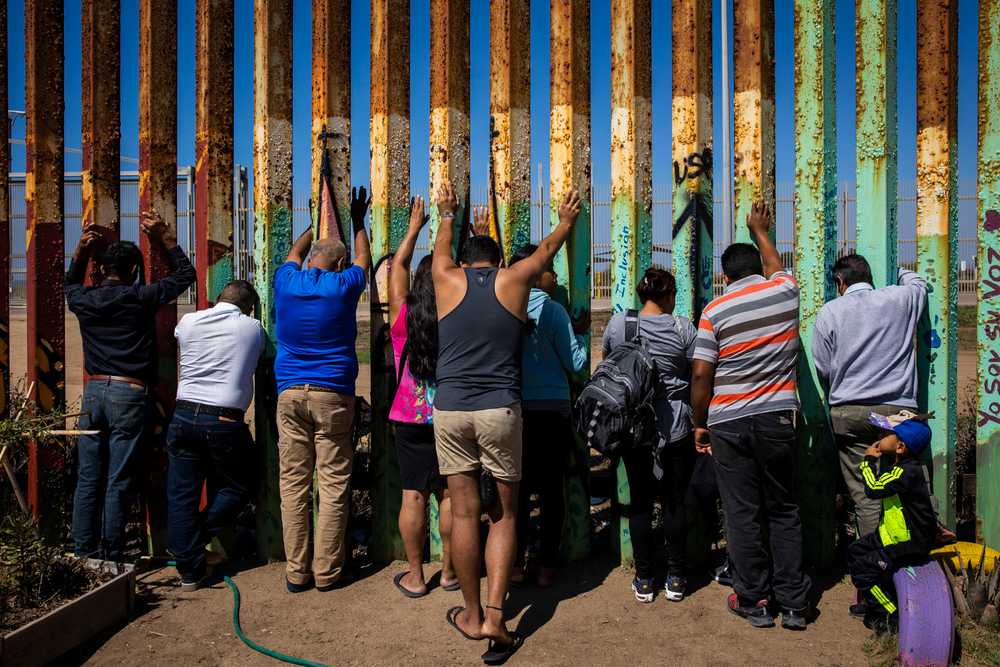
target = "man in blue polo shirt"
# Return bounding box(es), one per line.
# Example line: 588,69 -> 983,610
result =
274,187 -> 371,593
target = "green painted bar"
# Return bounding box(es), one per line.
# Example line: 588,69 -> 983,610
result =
915,0 -> 958,528
855,0 -> 898,287
793,0 -> 837,568
977,0 -> 1000,548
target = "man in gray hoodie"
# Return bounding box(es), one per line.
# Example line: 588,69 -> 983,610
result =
812,254 -> 927,539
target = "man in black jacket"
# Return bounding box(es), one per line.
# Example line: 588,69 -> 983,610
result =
848,411 -> 936,633
66,211 -> 196,560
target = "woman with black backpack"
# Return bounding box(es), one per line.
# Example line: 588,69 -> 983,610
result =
601,268 -> 699,603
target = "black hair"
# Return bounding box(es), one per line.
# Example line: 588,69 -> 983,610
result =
720,243 -> 764,282
831,254 -> 873,287
636,267 -> 676,304
218,279 -> 259,313
405,255 -> 438,382
99,241 -> 144,282
508,243 -> 538,267
459,235 -> 502,267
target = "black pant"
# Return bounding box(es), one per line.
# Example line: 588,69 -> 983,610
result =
847,532 -> 898,615
167,407 -> 254,579
710,411 -> 810,610
517,409 -> 571,568
622,436 -> 696,580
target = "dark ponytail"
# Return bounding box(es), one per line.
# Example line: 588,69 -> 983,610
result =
635,267 -> 676,304
405,255 -> 439,381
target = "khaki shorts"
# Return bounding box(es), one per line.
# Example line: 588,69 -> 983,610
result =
433,403 -> 523,482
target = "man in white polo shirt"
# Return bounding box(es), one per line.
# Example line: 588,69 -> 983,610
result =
167,280 -> 265,590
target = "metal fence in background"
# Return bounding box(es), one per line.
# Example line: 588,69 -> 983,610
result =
7,174 -> 980,307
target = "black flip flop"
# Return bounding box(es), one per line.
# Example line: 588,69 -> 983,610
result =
446,606 -> 481,641
481,631 -> 523,665
441,578 -> 461,592
393,571 -> 428,599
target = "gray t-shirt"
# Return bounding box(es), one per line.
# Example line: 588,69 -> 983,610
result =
602,311 -> 698,445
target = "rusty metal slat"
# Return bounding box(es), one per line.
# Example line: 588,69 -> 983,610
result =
312,0 -> 351,243
369,0 -> 410,564
671,0 -> 713,322
916,0 -> 958,528
428,0 -> 469,248
0,2 -> 9,419
793,0 -> 837,568
489,0 -> 531,261
25,0 -> 65,533
81,0 -> 121,284
976,0 -> 1000,547
855,0 -> 898,286
550,0 -> 591,562
253,0 -> 294,561
139,0 -> 177,555
196,0 -> 235,307
733,0 -> 775,244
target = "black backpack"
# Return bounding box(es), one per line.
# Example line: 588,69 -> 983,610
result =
574,310 -> 659,457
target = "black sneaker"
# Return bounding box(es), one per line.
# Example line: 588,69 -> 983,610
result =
664,575 -> 687,602
849,600 -> 868,618
714,561 -> 734,587
864,612 -> 898,636
781,608 -> 808,631
632,577 -> 656,603
286,577 -> 315,593
727,592 -> 774,628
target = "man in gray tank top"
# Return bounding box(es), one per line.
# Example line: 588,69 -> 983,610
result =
433,181 -> 580,659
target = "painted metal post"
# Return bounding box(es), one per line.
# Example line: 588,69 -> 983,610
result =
793,0 -> 837,568
550,0 -> 591,561
915,0 -> 958,528
610,0 -> 651,314
312,0 -> 351,243
428,0 -> 470,247
253,0 -> 294,561
977,0 -> 1000,548
0,3 -> 9,420
671,0 -> 713,323
24,0 -> 65,536
489,0 -> 531,260
139,0 -> 177,555
732,0 -> 775,245
369,0 -> 410,563
855,0 -> 898,286
82,0 -> 121,283
195,0 -> 235,308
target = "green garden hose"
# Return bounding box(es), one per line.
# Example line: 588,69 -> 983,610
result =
223,576 -> 330,667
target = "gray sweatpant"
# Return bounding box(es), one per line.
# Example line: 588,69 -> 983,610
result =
829,403 -> 908,538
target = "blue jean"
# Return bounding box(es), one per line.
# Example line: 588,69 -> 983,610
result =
167,407 -> 253,579
73,379 -> 148,560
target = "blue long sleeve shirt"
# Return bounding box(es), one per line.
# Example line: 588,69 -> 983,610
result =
812,269 -> 927,407
521,288 -> 587,407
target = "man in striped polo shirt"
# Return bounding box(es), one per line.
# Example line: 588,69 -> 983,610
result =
691,201 -> 811,631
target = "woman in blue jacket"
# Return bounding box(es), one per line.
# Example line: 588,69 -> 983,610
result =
508,244 -> 588,588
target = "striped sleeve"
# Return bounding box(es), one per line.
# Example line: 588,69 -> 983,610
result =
859,457 -> 907,499
692,314 -> 719,364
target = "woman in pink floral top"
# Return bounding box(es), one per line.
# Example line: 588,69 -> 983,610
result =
387,197 -> 456,597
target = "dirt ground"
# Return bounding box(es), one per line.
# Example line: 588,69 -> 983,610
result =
80,560 -> 869,666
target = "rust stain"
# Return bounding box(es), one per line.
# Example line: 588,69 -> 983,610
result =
429,0 -> 470,211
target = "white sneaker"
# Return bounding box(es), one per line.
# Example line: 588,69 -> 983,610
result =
632,577 -> 655,603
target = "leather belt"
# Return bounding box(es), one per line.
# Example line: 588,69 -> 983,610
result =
286,384 -> 341,394
88,374 -> 146,388
175,400 -> 245,421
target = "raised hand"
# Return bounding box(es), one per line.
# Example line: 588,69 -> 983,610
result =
351,186 -> 372,227
408,196 -> 430,231
558,190 -> 582,225
472,205 -> 490,237
436,181 -> 458,219
78,224 -> 102,252
746,200 -> 772,238
140,210 -> 176,247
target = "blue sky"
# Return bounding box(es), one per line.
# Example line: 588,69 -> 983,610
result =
5,0 -> 982,236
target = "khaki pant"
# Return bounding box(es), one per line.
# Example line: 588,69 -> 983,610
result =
277,387 -> 355,587
830,403 -> 907,538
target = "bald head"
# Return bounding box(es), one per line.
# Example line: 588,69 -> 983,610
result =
308,238 -> 348,271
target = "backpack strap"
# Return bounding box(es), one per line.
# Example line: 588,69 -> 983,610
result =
396,341 -> 410,386
624,309 -> 640,342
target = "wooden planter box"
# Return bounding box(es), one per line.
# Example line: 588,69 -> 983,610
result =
0,559 -> 135,667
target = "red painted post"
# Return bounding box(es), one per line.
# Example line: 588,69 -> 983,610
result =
25,0 -> 66,536
139,0 -> 178,555
196,0 -> 235,308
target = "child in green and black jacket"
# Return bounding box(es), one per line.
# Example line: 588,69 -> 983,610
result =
847,411 -> 936,633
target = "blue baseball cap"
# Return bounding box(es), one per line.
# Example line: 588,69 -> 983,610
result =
869,411 -> 933,455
